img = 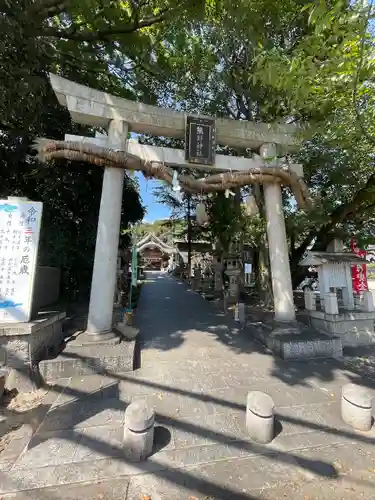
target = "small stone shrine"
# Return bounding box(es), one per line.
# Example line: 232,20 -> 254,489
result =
300,239 -> 375,346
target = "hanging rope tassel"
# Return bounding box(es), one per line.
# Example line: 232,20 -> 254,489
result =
172,170 -> 181,192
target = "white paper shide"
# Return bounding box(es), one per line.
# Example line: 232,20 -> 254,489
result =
0,200 -> 43,323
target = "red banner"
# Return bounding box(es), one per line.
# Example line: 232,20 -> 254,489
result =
350,239 -> 368,293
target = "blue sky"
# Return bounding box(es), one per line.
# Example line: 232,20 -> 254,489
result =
135,173 -> 171,222
130,131 -> 171,222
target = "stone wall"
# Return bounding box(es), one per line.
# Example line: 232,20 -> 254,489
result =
309,310 -> 375,347
0,312 -> 66,391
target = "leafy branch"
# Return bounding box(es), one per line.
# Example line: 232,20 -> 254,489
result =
32,0 -> 70,18
38,3 -> 188,41
352,3 -> 375,145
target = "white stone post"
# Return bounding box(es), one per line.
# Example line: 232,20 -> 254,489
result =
304,291 -> 316,311
325,292 -> 339,315
86,120 -> 128,341
260,143 -> 295,322
363,291 -> 374,312
343,263 -> 355,310
317,267 -> 330,311
235,302 -> 245,325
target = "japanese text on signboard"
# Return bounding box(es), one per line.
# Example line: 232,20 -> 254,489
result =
0,201 -> 43,323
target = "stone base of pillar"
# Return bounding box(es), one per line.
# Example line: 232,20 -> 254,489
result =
80,303 -> 128,344
78,330 -> 121,345
39,329 -> 136,384
248,319 -> 343,360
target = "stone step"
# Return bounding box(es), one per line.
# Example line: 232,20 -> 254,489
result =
39,338 -> 136,383
248,320 -> 343,360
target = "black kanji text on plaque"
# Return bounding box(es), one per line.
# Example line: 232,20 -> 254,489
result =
185,116 -> 216,166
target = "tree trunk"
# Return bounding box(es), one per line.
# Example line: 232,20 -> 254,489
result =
251,232 -> 273,306
252,185 -> 273,307
258,236 -> 273,307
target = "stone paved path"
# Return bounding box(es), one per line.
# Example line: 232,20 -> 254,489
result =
1,272 -> 375,499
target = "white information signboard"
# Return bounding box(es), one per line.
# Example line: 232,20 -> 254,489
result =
244,263 -> 252,274
0,199 -> 43,323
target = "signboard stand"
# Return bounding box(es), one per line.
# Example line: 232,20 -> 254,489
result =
0,198 -> 43,323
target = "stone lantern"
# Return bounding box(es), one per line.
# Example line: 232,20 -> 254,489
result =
224,258 -> 241,302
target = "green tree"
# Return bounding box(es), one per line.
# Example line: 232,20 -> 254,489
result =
139,0 -> 375,288
252,0 -> 375,282
1,0 -> 213,299
0,0 -> 187,297
0,86 -> 144,298
1,0 -> 209,127
141,0 -> 312,293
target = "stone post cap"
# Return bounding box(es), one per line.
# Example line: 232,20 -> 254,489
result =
125,401 -> 155,432
247,391 -> 274,418
342,384 -> 372,408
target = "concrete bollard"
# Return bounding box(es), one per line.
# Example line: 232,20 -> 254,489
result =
123,401 -> 155,461
341,383 -> 372,432
246,391 -> 275,444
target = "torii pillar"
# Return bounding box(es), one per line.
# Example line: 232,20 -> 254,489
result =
260,143 -> 295,322
85,120 -> 128,341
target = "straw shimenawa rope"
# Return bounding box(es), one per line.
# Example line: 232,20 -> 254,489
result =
33,138 -> 312,209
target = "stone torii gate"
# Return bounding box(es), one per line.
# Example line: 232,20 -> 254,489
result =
47,73 -> 304,342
